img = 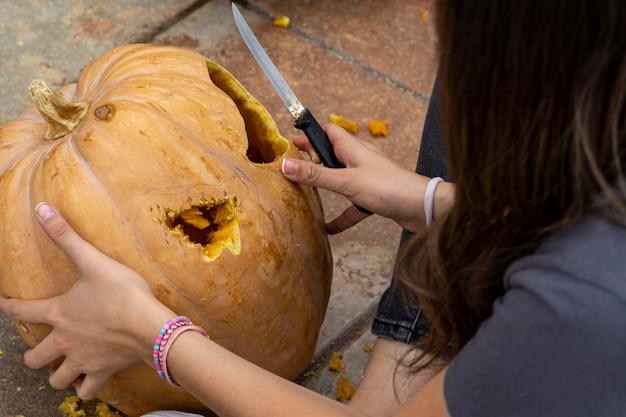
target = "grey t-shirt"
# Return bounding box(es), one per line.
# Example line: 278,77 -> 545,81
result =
444,216 -> 626,416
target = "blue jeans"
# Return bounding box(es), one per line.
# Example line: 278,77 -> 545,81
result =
371,76 -> 449,344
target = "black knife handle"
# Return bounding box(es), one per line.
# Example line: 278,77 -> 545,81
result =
295,108 -> 343,168
294,108 -> 373,215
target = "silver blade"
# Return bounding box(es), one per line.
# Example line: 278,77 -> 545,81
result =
232,3 -> 305,119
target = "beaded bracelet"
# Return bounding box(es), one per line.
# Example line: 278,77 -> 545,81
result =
424,177 -> 444,228
153,316 -> 207,387
160,324 -> 207,386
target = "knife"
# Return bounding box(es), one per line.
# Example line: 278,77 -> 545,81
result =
232,3 -> 372,215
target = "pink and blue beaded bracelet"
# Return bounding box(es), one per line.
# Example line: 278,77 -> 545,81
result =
153,315 -> 207,387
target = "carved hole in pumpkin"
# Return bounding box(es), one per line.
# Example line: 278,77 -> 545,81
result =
164,198 -> 241,262
206,61 -> 289,164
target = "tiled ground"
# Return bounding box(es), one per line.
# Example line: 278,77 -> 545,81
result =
0,1 -> 437,415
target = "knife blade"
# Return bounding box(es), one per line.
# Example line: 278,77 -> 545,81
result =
232,3 -> 372,215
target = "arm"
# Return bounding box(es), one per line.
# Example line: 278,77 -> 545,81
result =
281,123 -> 455,234
349,338 -> 446,417
163,331 -> 451,417
0,203 -> 451,417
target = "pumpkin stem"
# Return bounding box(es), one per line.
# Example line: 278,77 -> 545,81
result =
28,79 -> 89,141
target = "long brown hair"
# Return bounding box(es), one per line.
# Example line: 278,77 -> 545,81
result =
401,0 -> 626,364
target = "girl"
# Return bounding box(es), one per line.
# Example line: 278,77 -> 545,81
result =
2,1 -> 625,415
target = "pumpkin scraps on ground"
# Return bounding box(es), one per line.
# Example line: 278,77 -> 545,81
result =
327,351 -> 356,401
58,396 -> 86,417
336,375 -> 357,402
59,396 -> 120,417
330,114 -> 390,137
328,351 -> 345,372
274,15 -> 291,28
330,114 -> 359,134
368,119 -> 389,137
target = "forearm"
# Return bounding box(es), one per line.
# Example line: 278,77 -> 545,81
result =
349,338 -> 445,417
161,331 -> 365,417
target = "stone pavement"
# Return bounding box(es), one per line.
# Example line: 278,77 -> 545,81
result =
0,1 -> 437,415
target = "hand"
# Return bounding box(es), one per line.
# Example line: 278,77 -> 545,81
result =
0,203 -> 174,399
282,123 -> 436,234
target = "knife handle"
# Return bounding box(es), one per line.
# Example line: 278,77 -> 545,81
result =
295,108 -> 373,216
295,108 -> 343,168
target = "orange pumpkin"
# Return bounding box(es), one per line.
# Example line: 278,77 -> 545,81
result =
0,44 -> 332,416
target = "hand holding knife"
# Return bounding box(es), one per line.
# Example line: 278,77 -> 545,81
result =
232,3 -> 372,215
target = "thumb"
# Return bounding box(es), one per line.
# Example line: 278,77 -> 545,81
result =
34,202 -> 97,270
281,158 -> 322,185
281,158 -> 347,193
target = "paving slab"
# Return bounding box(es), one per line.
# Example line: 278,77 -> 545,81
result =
0,0 -> 202,125
0,0 -> 437,415
247,0 -> 437,96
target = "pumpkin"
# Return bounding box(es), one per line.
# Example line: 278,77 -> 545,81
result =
0,44 -> 332,416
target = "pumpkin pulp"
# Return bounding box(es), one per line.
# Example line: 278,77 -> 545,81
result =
164,198 -> 241,262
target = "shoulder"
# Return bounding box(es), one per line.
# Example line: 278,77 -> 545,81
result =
505,216 -> 626,307
444,216 -> 626,417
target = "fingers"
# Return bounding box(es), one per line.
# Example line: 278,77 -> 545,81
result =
72,374 -> 105,400
47,358 -> 108,399
48,363 -> 81,391
288,134 -> 314,153
289,123 -> 362,165
34,203 -> 100,271
281,158 -> 372,233
23,336 -> 65,370
288,135 -> 321,164
322,123 -> 355,162
326,206 -> 371,235
51,370 -> 103,399
282,126 -> 372,212
0,296 -> 55,327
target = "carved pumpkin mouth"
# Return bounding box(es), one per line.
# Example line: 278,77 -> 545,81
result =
164,198 -> 241,262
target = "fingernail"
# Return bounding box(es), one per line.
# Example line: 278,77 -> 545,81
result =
281,158 -> 298,176
35,202 -> 56,221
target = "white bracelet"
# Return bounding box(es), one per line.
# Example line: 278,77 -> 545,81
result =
424,177 -> 444,228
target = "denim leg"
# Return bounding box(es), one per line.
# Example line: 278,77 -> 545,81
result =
371,75 -> 448,344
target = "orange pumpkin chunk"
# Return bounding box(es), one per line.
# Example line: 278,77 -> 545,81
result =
336,375 -> 356,401
274,15 -> 291,28
328,351 -> 345,372
368,119 -> 389,137
330,114 -> 358,133
58,396 -> 86,417
96,402 -> 121,417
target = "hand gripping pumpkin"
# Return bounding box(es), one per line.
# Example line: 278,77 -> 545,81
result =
0,44 -> 332,416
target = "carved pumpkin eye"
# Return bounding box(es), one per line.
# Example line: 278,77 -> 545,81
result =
164,198 -> 241,262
